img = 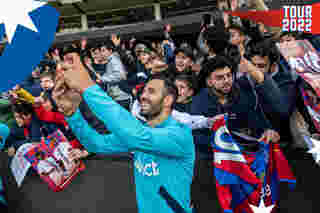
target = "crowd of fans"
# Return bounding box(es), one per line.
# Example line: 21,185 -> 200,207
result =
1,0 -> 320,212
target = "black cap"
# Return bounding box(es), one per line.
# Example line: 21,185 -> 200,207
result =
86,41 -> 100,51
101,39 -> 115,51
203,26 -> 231,55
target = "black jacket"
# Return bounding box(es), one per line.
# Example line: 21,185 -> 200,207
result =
174,101 -> 193,114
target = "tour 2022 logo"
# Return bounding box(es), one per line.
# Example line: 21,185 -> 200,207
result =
280,1 -> 320,33
282,5 -> 312,32
227,0 -> 320,36
0,0 -> 59,92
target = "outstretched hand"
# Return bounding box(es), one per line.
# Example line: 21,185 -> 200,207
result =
239,57 -> 265,84
111,34 -> 121,47
59,52 -> 95,93
52,76 -> 82,117
52,53 -> 93,116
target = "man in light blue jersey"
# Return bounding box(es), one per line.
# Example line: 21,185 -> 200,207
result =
0,123 -> 9,212
52,51 -> 195,213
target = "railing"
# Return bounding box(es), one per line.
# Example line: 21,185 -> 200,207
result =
53,10 -> 215,46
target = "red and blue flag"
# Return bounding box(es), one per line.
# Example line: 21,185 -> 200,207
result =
211,116 -> 295,213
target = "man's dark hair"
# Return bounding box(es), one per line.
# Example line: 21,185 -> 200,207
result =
149,73 -> 178,107
202,55 -> 234,79
174,74 -> 198,93
12,102 -> 34,116
101,39 -> 115,51
203,26 -> 230,55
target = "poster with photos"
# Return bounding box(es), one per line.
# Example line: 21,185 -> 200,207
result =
24,130 -> 85,192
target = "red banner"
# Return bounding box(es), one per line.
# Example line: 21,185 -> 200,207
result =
227,3 -> 320,34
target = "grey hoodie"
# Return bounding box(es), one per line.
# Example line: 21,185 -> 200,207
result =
101,53 -> 131,101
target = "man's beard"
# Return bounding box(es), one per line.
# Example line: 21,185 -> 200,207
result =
140,98 -> 164,121
141,108 -> 162,121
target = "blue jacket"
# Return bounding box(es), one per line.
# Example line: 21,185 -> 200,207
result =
66,85 -> 195,213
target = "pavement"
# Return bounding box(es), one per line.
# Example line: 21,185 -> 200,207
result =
0,150 -> 320,213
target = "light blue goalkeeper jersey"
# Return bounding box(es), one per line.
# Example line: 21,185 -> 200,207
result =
66,84 -> 195,213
